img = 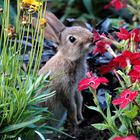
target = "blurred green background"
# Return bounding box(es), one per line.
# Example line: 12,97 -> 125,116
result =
0,0 -> 132,28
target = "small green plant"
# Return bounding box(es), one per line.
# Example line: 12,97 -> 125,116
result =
0,0 -> 56,139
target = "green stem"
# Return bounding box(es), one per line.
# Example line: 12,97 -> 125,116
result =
90,87 -> 107,119
133,100 -> 140,110
113,69 -> 125,88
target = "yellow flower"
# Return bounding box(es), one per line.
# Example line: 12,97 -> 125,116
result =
21,0 -> 42,11
22,0 -> 41,5
30,5 -> 38,11
39,18 -> 47,27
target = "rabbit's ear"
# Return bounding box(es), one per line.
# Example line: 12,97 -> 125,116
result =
32,12 -> 66,43
32,17 -> 61,43
44,23 -> 60,43
45,11 -> 66,35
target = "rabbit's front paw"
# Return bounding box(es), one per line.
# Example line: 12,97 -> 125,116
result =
78,112 -> 84,122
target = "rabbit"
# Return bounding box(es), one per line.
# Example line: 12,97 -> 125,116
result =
38,12 -> 93,128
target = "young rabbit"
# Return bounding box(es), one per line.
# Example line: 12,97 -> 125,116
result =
39,12 -> 93,127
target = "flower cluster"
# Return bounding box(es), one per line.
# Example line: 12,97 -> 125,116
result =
78,0 -> 140,139
79,21 -> 140,140
99,50 -> 140,74
116,28 -> 140,44
93,30 -> 115,55
104,0 -> 127,11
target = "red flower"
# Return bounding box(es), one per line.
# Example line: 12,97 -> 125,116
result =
113,135 -> 138,140
128,65 -> 140,82
116,28 -> 140,42
112,89 -> 138,109
112,51 -> 140,68
78,72 -> 108,91
104,0 -> 126,11
99,51 -> 140,74
93,33 -> 112,55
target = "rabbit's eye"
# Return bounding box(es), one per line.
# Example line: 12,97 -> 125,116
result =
69,36 -> 76,43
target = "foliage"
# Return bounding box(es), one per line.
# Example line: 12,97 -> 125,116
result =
79,0 -> 140,139
48,0 -> 108,22
0,0 -> 56,139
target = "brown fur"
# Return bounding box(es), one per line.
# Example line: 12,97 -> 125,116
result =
38,12 -> 93,126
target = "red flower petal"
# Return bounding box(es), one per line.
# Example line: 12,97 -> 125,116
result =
104,3 -> 111,9
96,77 -> 109,84
112,97 -> 125,105
113,135 -> 138,140
104,0 -> 126,11
122,50 -> 132,57
119,89 -> 131,97
119,99 -> 129,108
116,28 -> 130,40
131,52 -> 140,60
93,40 -> 107,54
98,65 -> 114,74
128,69 -> 140,83
129,91 -> 138,101
131,28 -> 139,42
78,78 -> 91,91
134,65 -> 140,72
114,0 -> 124,10
131,28 -> 139,34
132,60 -> 140,66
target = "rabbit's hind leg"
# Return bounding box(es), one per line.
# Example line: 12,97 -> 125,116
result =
62,94 -> 79,127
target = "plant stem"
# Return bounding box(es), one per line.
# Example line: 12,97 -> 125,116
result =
90,87 -> 107,119
105,44 -> 117,58
113,69 -> 125,88
133,100 -> 140,110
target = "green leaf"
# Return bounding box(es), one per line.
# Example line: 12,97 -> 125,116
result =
124,106 -> 138,119
35,131 -> 45,140
29,91 -> 55,104
117,70 -> 131,87
45,126 -> 74,138
83,0 -> 93,15
92,123 -> 108,130
106,93 -> 112,120
86,105 -> 99,112
1,116 -> 43,133
34,75 -> 44,88
118,124 -> 128,134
